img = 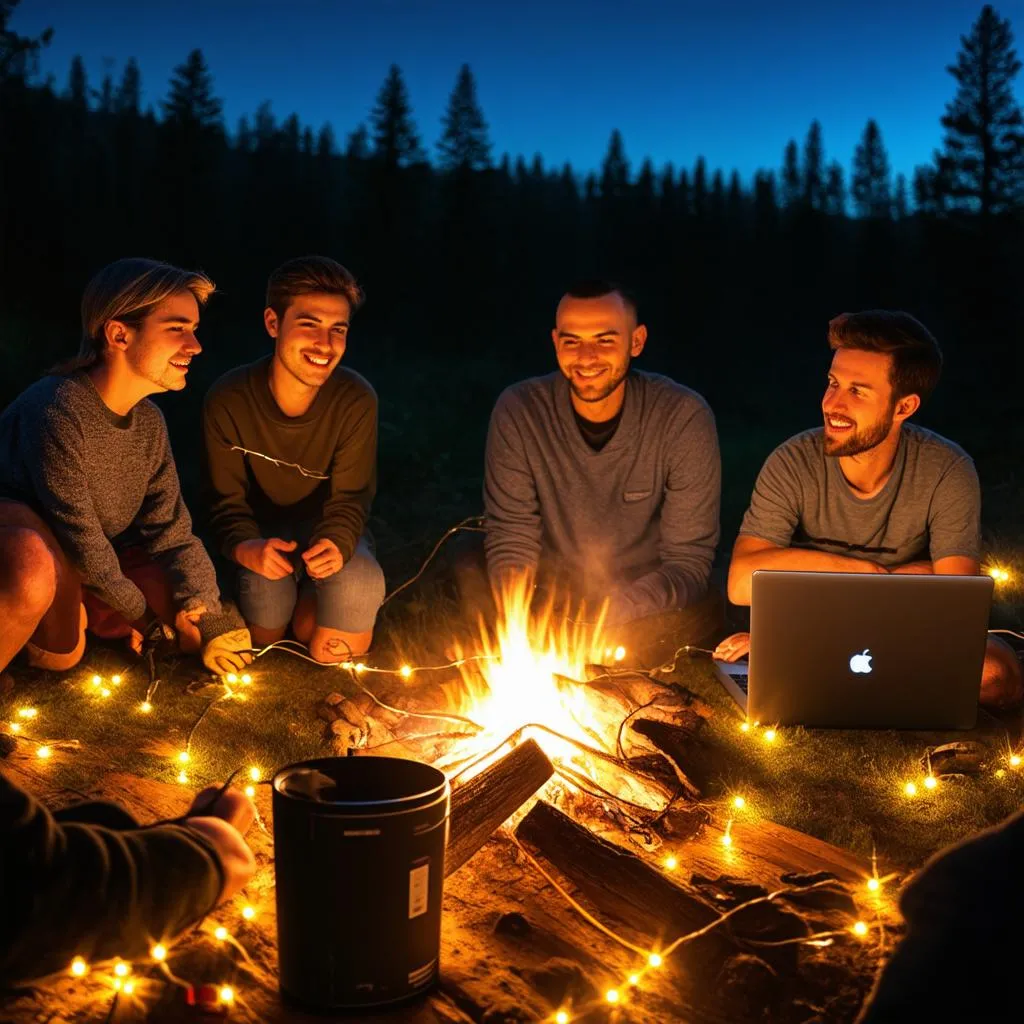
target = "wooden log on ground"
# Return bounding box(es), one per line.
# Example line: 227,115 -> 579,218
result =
446,738 -> 554,876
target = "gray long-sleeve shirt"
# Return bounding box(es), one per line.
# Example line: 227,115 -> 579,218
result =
483,370 -> 720,622
0,374 -> 223,625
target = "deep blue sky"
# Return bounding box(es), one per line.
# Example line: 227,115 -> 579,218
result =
11,0 -> 1024,181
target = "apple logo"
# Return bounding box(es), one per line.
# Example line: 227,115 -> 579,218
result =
849,649 -> 873,674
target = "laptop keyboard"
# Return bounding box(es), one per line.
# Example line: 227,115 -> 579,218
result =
731,672 -> 749,694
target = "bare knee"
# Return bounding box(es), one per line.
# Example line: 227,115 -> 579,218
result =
0,527 -> 57,619
980,636 -> 1023,709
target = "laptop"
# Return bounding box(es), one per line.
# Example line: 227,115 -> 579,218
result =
713,570 -> 994,729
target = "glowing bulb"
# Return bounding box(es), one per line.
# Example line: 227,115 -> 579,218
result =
9,722 -> 21,733
17,707 -> 37,719
904,782 -> 918,797
177,750 -> 189,763
763,728 -> 777,743
648,952 -> 663,968
1010,755 -> 1021,767
613,645 -> 626,662
732,795 -> 746,809
249,767 -> 261,782
70,956 -> 88,977
663,855 -> 678,870
852,921 -> 869,937
140,701 -> 152,713
226,673 -> 238,684
151,944 -> 167,961
606,989 -> 620,1004
177,770 -> 189,784
245,785 -> 256,798
400,665 -> 412,679
988,566 -> 1011,584
924,775 -> 938,790
219,985 -> 234,1005
214,926 -> 228,941
111,674 -> 122,685
722,833 -> 733,847
114,961 -> 129,977
123,980 -> 135,994
36,745 -> 52,759
113,978 -> 123,991
355,663 -> 366,674
100,687 -> 111,698
867,877 -> 880,892
242,905 -> 255,920
996,768 -> 1007,778
91,674 -> 102,685
628,973 -> 640,985
241,673 -> 252,685
722,818 -> 734,848
555,1013 -> 570,1024
740,721 -> 751,733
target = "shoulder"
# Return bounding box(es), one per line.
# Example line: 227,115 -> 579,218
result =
204,359 -> 264,410
24,375 -> 92,430
633,370 -> 714,427
760,428 -> 824,475
331,366 -> 377,411
903,423 -> 973,468
492,372 -> 560,420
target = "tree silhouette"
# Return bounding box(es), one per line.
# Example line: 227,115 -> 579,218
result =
437,63 -> 491,172
802,120 -> 825,210
824,161 -> 846,215
0,0 -> 52,83
938,4 -> 1024,217
115,59 -> 140,116
345,123 -> 369,160
66,55 -> 87,109
599,129 -> 629,199
370,64 -> 424,169
162,49 -> 223,136
781,139 -> 801,208
851,120 -> 891,218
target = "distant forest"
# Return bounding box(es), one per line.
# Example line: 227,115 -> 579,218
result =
1,2 -> 1022,422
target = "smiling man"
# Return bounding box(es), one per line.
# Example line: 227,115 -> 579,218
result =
202,256 -> 384,663
0,258 -> 252,680
716,310 -> 1021,707
483,280 -> 721,631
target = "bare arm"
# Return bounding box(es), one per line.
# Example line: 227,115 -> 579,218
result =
726,535 -> 885,606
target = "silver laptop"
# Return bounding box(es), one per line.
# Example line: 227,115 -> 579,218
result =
714,570 -> 993,729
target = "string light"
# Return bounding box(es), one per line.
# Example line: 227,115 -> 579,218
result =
1010,755 -> 1021,768
90,674 -> 101,685
241,673 -> 252,685
903,781 -> 918,797
219,985 -> 235,1005
732,795 -> 746,809
36,745 -> 52,759
214,926 -> 228,941
245,785 -> 256,798
177,751 -> 190,764
763,728 -> 777,743
852,921 -> 869,938
866,877 -> 880,892
613,645 -> 626,662
555,1012 -> 570,1024
355,663 -> 366,674
648,952 -> 663,968
996,769 -> 1007,779
663,855 -> 678,870
100,687 -> 111,698
628,973 -> 640,985
987,566 -> 1011,584
721,818 -> 734,848
924,775 -> 938,790
70,956 -> 88,977
9,722 -> 21,734
113,961 -> 129,977
177,771 -> 189,784
17,707 -> 37,719
248,767 -> 261,782
605,989 -> 620,1004
242,905 -> 255,920
400,665 -> 412,679
226,673 -> 238,684
150,944 -> 167,961
111,674 -> 122,685
739,721 -> 751,732
140,701 -> 152,713
123,980 -> 135,995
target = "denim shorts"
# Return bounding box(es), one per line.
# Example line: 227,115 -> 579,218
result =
237,533 -> 385,633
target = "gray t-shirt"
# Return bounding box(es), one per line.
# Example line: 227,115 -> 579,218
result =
738,425 -> 980,567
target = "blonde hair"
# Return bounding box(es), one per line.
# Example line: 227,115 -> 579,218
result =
53,258 -> 215,374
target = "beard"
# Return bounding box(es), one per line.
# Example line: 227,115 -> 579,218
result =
823,404 -> 895,457
567,361 -> 630,405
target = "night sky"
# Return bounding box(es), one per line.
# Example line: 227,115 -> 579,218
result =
11,0 -> 1024,180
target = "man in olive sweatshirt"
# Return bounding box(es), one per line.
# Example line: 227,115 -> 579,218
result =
202,256 -> 384,663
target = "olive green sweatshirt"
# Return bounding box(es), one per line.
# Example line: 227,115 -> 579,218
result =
201,356 -> 377,564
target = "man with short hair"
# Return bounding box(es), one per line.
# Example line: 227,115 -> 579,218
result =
715,310 -> 1021,707
202,256 -> 384,663
0,257 -> 253,677
483,280 -> 721,633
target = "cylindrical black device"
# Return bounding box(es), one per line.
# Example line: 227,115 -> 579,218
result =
272,755 -> 450,1011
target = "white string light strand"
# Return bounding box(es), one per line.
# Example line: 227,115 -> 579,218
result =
227,445 -> 329,480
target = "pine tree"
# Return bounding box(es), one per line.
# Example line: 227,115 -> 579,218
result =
851,120 -> 891,218
893,173 -> 909,219
437,63 -> 491,172
345,124 -> 369,160
636,158 -> 656,203
824,161 -> 846,215
600,129 -> 629,199
938,4 -> 1024,216
317,124 -> 336,158
253,101 -> 276,151
96,71 -> 113,114
115,59 -> 140,116
692,157 -> 708,216
369,64 -> 424,168
781,139 -> 801,208
282,112 -> 300,152
913,164 -> 941,214
235,115 -> 253,153
1,0 -> 52,82
161,49 -> 223,136
302,125 -> 314,156
802,120 -> 825,209
66,55 -> 88,109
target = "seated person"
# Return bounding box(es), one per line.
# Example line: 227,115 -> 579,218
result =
202,257 -> 384,663
1,768 -> 255,984
483,279 -> 721,637
0,259 -> 252,679
715,310 -> 1020,707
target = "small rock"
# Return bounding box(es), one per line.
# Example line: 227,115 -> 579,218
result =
494,911 -> 532,938
339,701 -> 369,730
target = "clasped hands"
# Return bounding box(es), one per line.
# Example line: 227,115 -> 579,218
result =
234,536 -> 343,581
130,604 -> 253,675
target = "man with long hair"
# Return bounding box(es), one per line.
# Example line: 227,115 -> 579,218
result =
716,310 -> 1021,707
0,257 -> 253,676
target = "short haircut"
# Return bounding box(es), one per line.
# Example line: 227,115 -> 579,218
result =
56,258 -> 214,374
828,310 -> 943,404
265,255 -> 364,319
562,278 -> 639,322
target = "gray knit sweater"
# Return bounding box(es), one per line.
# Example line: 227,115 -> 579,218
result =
484,369 -> 720,622
0,374 -> 230,635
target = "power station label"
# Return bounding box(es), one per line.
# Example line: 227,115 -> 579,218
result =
408,860 -> 430,919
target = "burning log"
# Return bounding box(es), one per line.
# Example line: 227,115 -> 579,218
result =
446,738 -> 554,876
629,712 -> 713,791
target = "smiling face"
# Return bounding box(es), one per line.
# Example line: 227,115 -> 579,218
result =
119,291 -> 202,392
552,291 -> 647,415
265,292 -> 351,390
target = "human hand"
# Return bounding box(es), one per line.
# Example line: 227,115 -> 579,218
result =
184,816 -> 256,903
202,627 -> 254,675
187,784 -> 257,834
234,538 -> 297,580
714,632 -> 750,662
128,616 -> 175,657
175,605 -> 205,654
302,538 -> 343,580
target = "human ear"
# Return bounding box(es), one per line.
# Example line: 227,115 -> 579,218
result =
264,307 -> 279,339
895,393 -> 921,422
631,323 -> 648,357
103,319 -> 132,352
